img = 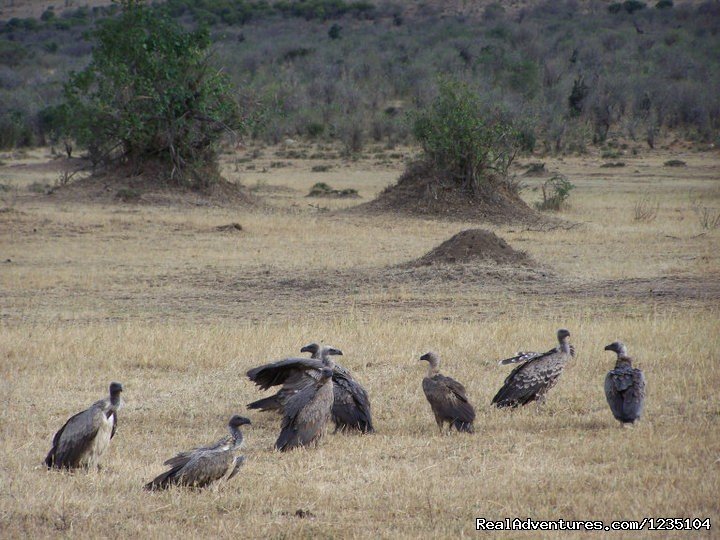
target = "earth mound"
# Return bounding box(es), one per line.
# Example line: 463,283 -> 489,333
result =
409,229 -> 532,267
351,161 -> 545,225
48,162 -> 255,207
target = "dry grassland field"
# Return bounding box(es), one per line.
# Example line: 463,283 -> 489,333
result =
1,143 -> 719,538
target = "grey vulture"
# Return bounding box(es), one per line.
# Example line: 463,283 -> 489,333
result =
419,352 -> 475,433
144,415 -> 251,490
302,343 -> 374,434
246,345 -> 343,413
275,367 -> 334,451
492,329 -> 573,408
45,382 -> 123,470
604,341 -> 646,425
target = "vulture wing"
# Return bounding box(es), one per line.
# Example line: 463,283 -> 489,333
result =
423,375 -> 475,431
331,373 -> 374,433
492,349 -> 567,407
45,402 -> 106,469
247,358 -> 324,390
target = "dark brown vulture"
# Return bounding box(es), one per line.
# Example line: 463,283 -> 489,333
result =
492,329 -> 573,408
302,343 -> 374,434
419,352 -> 475,433
144,415 -> 251,490
45,382 -> 123,470
604,341 -> 646,425
275,368 -> 334,451
246,345 -> 342,412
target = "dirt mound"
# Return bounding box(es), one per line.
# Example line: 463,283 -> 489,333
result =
350,161 -> 547,224
409,229 -> 532,267
48,166 -> 255,207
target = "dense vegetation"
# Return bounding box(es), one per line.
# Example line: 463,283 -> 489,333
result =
412,80 -> 522,195
1,0 -> 719,153
58,1 -> 240,186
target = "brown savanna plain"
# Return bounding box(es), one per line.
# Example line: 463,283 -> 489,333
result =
1,143 -> 719,538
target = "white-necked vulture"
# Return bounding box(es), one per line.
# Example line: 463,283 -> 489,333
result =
144,415 -> 251,490
492,329 -> 573,408
246,345 -> 342,413
45,382 -> 123,470
419,352 -> 475,433
604,341 -> 646,425
302,343 -> 374,434
275,368 -> 334,451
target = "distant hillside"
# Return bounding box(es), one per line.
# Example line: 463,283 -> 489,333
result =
1,0 -> 718,152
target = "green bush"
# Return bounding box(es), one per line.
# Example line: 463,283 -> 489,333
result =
62,0 -> 242,187
412,79 -> 522,195
623,1 -> 647,13
536,174 -> 575,211
656,0 -> 673,7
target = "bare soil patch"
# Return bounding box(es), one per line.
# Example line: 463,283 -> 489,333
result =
407,228 -> 533,267
351,161 -> 549,225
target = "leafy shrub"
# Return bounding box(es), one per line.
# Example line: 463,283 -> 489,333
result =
62,0 -> 241,187
41,9 -> 56,22
656,0 -> 673,8
623,1 -> 647,13
536,174 -> 575,211
328,24 -> 342,40
0,41 -> 30,67
664,159 -> 686,167
412,79 -> 522,195
306,122 -> 325,138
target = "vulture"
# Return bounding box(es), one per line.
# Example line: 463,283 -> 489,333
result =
604,341 -> 646,425
246,345 -> 343,413
492,329 -> 573,408
275,367 -> 334,451
303,343 -> 374,434
419,352 -> 475,433
45,382 -> 123,470
144,415 -> 251,490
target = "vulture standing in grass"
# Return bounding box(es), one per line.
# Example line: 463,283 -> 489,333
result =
144,415 -> 251,490
604,341 -> 646,425
302,343 -> 374,434
246,345 -> 343,413
275,368 -> 334,451
419,352 -> 475,433
492,329 -> 573,408
45,382 -> 123,470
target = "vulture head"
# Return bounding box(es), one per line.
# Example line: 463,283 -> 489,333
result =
556,329 -> 571,342
419,351 -> 440,369
604,341 -> 628,356
300,343 -> 343,357
300,343 -> 320,355
319,368 -> 334,381
229,415 -> 252,428
109,382 -> 123,408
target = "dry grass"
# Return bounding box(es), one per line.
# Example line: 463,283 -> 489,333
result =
1,145 -> 719,538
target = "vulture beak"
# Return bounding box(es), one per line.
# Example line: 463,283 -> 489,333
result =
300,345 -> 314,353
604,344 -> 614,351
329,348 -> 343,356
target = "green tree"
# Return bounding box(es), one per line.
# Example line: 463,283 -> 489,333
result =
412,79 -> 522,196
63,0 -> 241,188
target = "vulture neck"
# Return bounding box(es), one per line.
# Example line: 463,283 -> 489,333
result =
558,337 -> 572,355
109,392 -> 122,409
318,353 -> 335,369
426,362 -> 440,377
229,426 -> 244,448
615,355 -> 633,369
